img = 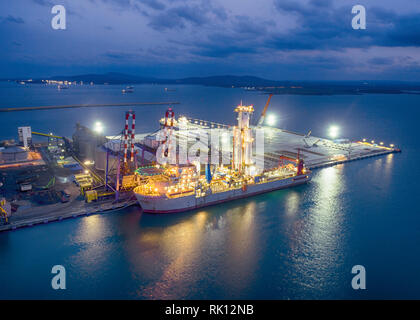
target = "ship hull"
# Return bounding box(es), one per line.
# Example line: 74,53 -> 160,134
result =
135,173 -> 311,214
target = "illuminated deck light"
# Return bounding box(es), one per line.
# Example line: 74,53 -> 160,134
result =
266,114 -> 276,126
93,121 -> 104,133
328,125 -> 339,139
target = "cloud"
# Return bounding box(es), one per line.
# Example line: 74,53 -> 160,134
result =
231,15 -> 274,35
148,0 -> 227,30
368,57 -> 394,66
271,1 -> 420,51
32,0 -> 54,6
3,0 -> 420,80
141,0 -> 165,11
4,15 -> 25,24
384,13 -> 420,47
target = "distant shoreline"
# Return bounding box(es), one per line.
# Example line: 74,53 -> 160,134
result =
2,74 -> 420,96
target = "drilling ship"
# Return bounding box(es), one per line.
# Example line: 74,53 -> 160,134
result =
133,104 -> 311,213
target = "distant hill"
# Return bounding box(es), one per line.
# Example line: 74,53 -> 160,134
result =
50,72 -> 163,84
46,72 -> 288,87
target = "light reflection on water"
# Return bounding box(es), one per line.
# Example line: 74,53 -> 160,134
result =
221,202 -> 258,297
115,201 -> 260,299
138,211 -> 208,299
285,192 -> 300,216
68,215 -> 114,278
286,166 -> 347,297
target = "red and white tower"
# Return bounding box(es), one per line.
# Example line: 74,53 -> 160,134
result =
123,110 -> 136,164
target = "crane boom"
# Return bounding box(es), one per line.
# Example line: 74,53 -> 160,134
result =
256,93 -> 273,127
31,131 -> 63,139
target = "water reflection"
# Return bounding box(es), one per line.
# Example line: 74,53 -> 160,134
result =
382,153 -> 394,187
371,154 -> 394,191
287,166 -> 346,297
285,192 -> 300,216
133,210 -> 209,299
69,214 -> 111,275
118,200 -> 260,299
222,201 -> 258,296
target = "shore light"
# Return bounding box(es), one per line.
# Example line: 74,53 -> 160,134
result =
328,125 -> 339,139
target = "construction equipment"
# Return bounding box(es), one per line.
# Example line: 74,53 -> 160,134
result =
278,149 -> 304,175
0,198 -> 11,224
302,131 -> 321,148
256,93 -> 274,127
85,190 -> 98,203
85,189 -> 115,203
121,174 -> 137,190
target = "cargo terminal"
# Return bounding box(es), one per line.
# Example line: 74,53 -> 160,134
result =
0,99 -> 401,231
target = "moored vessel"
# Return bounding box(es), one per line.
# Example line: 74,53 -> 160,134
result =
133,102 -> 312,213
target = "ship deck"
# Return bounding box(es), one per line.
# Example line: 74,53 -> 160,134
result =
166,124 -> 400,170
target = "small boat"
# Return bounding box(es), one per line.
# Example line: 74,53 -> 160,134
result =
122,86 -> 134,93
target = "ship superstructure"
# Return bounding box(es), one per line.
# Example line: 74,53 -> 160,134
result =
133,103 -> 312,213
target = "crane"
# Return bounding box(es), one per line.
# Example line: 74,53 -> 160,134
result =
256,93 -> 274,127
31,132 -> 63,139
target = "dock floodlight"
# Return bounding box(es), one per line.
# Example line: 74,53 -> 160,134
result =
93,121 -> 103,133
266,114 -> 276,126
371,140 -> 375,144
390,144 -> 394,148
328,125 -> 339,139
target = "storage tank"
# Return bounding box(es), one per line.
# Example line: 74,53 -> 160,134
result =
94,146 -> 119,173
72,123 -> 105,161
0,146 -> 29,163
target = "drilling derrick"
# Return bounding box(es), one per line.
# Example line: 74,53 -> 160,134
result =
161,107 -> 175,161
233,103 -> 254,175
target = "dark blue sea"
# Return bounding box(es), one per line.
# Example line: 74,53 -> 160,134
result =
0,82 -> 419,299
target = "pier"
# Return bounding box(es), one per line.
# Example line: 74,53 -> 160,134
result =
166,120 -> 401,171
0,198 -> 138,232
